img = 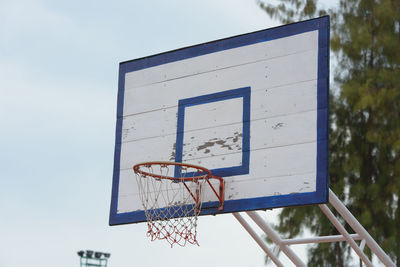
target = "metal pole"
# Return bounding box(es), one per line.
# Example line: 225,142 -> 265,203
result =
246,211 -> 306,267
328,189 -> 396,267
319,204 -> 373,267
233,213 -> 284,267
281,233 -> 362,245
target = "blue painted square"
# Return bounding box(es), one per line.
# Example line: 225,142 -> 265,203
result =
174,87 -> 251,178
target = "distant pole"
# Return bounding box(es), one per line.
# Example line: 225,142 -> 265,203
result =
77,250 -> 111,267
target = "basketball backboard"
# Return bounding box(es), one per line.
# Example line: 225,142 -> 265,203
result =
109,16 -> 329,225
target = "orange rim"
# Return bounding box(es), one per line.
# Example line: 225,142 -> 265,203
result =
133,161 -> 225,211
133,161 -> 212,181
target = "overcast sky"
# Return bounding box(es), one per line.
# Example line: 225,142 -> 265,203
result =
0,1 -> 342,266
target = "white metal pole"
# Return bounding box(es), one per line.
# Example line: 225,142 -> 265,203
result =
281,233 -> 362,245
359,239 -> 366,252
329,189 -> 396,267
246,211 -> 306,267
319,204 -> 374,267
233,213 -> 284,267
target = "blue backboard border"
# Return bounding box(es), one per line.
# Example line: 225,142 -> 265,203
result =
110,16 -> 329,225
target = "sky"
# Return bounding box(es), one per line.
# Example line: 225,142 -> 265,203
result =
0,0 -> 347,267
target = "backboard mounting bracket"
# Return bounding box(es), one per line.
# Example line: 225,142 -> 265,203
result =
233,189 -> 395,267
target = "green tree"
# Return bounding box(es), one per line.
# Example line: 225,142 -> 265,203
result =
257,0 -> 400,266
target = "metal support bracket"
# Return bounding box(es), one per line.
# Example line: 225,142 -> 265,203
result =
233,189 -> 395,267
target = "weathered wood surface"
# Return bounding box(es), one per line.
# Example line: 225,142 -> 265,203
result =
117,30 -> 322,213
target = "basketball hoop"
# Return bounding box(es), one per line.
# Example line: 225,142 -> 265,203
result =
133,161 -> 224,247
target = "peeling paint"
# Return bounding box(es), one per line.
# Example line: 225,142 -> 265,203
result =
122,129 -> 129,139
215,140 -> 226,146
169,143 -> 176,161
197,138 -> 236,152
272,122 -> 284,130
197,141 -> 216,151
232,132 -> 242,143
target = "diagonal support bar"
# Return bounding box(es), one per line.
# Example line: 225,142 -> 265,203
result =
319,204 -> 374,267
232,189 -> 395,267
233,213 -> 284,267
328,189 -> 396,267
246,211 -> 306,267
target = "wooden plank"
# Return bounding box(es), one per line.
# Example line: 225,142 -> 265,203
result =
117,171 -> 316,213
251,80 -> 317,121
123,49 -> 318,116
121,107 -> 178,143
182,142 -> 316,179
181,110 -> 317,161
121,80 -> 317,143
182,123 -> 243,163
119,109 -> 318,170
119,141 -> 317,198
124,30 -> 318,88
119,134 -> 177,170
123,143 -> 313,180
184,97 -> 243,132
225,172 -> 316,200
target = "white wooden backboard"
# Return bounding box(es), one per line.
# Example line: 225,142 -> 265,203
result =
110,17 -> 329,225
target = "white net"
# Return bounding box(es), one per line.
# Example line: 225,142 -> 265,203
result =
134,162 -> 209,247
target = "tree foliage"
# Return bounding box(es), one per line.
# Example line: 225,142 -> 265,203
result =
258,0 -> 400,265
